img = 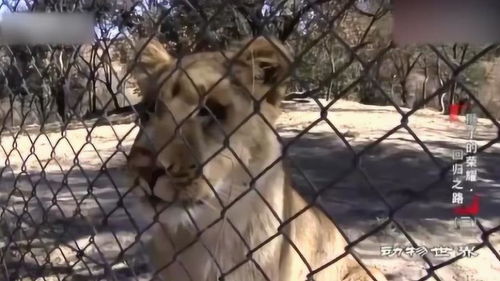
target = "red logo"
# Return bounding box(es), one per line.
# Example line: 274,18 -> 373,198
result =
453,195 -> 480,216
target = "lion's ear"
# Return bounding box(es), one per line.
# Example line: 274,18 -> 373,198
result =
130,39 -> 174,107
231,36 -> 293,105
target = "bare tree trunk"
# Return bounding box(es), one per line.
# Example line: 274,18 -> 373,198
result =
422,58 -> 428,108
55,78 -> 66,122
39,92 -> 45,124
326,81 -> 333,101
8,94 -> 14,127
56,51 -> 66,122
449,81 -> 456,110
436,57 -> 447,114
103,62 -> 121,110
324,42 -> 336,101
90,48 -> 98,114
400,81 -> 407,106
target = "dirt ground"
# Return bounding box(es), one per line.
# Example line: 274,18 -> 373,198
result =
0,99 -> 499,281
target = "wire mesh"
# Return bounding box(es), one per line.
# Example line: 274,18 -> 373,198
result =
0,1 -> 499,281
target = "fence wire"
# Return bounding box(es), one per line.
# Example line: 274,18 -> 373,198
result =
0,1 -> 499,281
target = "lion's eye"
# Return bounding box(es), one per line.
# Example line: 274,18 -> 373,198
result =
198,99 -> 226,122
139,111 -> 151,123
171,81 -> 181,98
198,107 -> 211,117
139,104 -> 154,123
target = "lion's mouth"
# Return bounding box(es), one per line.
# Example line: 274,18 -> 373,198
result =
148,194 -> 167,206
147,193 -> 204,208
146,168 -> 204,208
149,168 -> 166,190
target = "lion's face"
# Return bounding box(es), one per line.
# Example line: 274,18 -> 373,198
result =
127,37 -> 292,223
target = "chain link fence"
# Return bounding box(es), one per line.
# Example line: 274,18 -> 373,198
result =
1,0 -> 499,280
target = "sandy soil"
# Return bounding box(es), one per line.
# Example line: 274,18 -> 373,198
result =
0,99 -> 499,281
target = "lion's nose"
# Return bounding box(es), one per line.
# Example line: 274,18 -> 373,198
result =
159,139 -> 201,183
164,162 -> 199,181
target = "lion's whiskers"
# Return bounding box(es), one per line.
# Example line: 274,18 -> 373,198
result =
212,151 -> 237,280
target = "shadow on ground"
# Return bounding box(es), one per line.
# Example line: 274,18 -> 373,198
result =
1,125 -> 499,281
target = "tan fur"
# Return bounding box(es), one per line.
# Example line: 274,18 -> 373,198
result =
126,36 -> 387,281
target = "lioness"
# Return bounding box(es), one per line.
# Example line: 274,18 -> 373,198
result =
127,36 -> 387,281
